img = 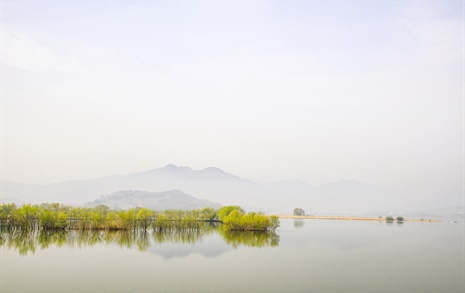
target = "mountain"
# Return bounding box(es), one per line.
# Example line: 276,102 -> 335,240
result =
1,181 -> 40,203
1,164 -> 461,214
85,190 -> 221,210
0,165 -> 267,208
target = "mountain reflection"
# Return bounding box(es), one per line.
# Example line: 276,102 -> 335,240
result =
0,224 -> 279,255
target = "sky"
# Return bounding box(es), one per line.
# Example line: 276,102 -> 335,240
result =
1,0 -> 463,196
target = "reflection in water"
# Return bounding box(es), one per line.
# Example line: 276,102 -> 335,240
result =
0,222 -> 279,255
2,229 -> 40,255
218,226 -> 279,248
152,222 -> 216,245
293,219 -> 305,229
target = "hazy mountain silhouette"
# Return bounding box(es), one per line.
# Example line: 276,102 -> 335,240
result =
1,164 -> 462,214
0,165 -> 266,208
85,190 -> 220,210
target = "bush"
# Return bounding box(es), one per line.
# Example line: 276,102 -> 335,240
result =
293,208 -> 305,216
217,206 -> 244,222
396,216 -> 404,222
223,211 -> 280,232
385,216 -> 395,222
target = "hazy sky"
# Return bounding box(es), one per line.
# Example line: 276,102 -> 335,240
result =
1,0 -> 463,194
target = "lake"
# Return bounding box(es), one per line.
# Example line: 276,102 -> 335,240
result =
1,219 -> 463,292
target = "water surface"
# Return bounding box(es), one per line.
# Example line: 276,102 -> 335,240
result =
1,219 -> 463,292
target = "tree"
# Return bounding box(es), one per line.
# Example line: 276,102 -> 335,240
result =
269,216 -> 280,232
94,204 -> 110,215
293,208 -> 305,216
118,209 -> 137,230
55,212 -> 69,229
396,216 -> 404,222
200,207 -> 217,221
136,208 -> 153,231
0,203 -> 17,229
13,204 -> 39,230
217,206 -> 244,222
39,210 -> 56,229
385,216 -> 395,222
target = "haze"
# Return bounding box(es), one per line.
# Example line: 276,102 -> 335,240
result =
1,1 -> 463,203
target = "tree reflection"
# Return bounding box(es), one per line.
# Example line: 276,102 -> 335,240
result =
293,219 -> 305,229
0,222 -> 279,255
218,226 -> 280,248
5,230 -> 38,255
38,230 -> 68,249
136,231 -> 151,251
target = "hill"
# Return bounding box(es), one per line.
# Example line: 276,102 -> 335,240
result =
85,190 -> 221,210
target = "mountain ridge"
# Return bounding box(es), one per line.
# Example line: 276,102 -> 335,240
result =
1,164 -> 462,214
85,189 -> 221,210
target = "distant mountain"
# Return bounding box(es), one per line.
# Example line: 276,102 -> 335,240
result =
1,181 -> 40,203
1,164 -> 462,214
0,165 -> 267,208
85,190 -> 221,210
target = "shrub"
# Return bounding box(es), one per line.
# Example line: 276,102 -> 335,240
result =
222,211 -> 279,231
293,208 -> 305,216
217,206 -> 244,222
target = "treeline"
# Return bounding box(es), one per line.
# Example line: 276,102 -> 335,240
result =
0,203 -> 279,232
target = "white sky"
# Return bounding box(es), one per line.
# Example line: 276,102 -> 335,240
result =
1,0 -> 463,195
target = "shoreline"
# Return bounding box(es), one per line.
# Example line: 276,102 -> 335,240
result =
276,215 -> 441,222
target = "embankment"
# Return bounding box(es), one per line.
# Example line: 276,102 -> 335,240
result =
277,215 -> 441,222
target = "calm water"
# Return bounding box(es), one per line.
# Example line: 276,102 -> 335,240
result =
1,219 -> 463,293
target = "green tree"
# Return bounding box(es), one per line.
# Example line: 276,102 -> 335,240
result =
94,204 -> 110,215
39,210 -> 56,229
0,203 -> 17,229
385,216 -> 395,222
136,208 -> 153,231
90,211 -> 106,229
293,208 -> 305,216
118,209 -> 137,230
223,210 -> 244,230
222,211 -> 280,232
55,212 -> 69,229
396,216 -> 404,222
269,216 -> 280,232
200,207 -> 217,221
13,204 -> 39,230
217,206 -> 244,222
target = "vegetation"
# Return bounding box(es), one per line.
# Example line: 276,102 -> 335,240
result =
385,216 -> 395,222
293,208 -> 305,216
218,226 -> 279,248
396,216 -> 404,222
293,219 -> 305,229
152,210 -> 203,231
0,203 -> 279,233
1,222 -> 279,255
222,210 -> 279,232
217,206 -> 244,221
